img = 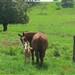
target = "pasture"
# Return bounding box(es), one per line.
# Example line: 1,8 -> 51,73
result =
0,2 -> 75,75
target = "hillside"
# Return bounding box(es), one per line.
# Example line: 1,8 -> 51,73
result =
0,2 -> 75,75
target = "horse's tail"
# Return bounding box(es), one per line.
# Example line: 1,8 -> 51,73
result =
37,36 -> 42,51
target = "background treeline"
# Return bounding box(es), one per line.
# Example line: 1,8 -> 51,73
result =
0,0 -> 75,31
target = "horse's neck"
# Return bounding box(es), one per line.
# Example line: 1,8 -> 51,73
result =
25,32 -> 37,37
25,32 -> 37,42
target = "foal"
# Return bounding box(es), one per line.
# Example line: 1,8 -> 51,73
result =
20,36 -> 31,63
18,33 -> 33,64
24,41 -> 31,63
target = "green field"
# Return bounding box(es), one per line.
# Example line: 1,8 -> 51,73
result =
0,2 -> 75,75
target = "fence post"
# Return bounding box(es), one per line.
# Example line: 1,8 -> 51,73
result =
73,36 -> 75,62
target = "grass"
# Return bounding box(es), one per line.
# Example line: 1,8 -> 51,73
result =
0,2 -> 75,75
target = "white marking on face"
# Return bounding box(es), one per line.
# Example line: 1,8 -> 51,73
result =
21,36 -> 25,44
22,36 -> 25,40
24,43 -> 28,49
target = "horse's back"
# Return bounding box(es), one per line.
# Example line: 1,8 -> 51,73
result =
32,32 -> 48,51
23,32 -> 37,43
24,32 -> 37,37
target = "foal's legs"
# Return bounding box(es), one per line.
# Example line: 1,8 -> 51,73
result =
27,56 -> 30,63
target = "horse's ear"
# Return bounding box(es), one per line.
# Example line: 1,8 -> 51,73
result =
18,34 -> 21,36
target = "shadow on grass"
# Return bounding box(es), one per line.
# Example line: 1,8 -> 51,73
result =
32,62 -> 48,70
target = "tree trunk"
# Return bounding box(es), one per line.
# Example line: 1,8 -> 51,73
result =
3,23 -> 8,31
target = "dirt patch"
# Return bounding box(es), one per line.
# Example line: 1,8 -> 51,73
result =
10,40 -> 20,46
2,39 -> 20,46
62,66 -> 72,70
49,65 -> 73,70
2,39 -> 9,45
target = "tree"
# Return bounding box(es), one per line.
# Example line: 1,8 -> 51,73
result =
0,0 -> 29,31
61,0 -> 74,8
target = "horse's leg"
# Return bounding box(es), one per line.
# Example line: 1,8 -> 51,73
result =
24,50 -> 26,64
27,56 -> 30,63
40,57 -> 43,65
35,50 -> 39,64
31,50 -> 34,63
30,42 -> 34,63
39,53 -> 42,65
39,51 -> 44,65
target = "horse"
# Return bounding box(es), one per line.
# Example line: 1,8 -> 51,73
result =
32,32 -> 48,65
18,32 -> 37,63
18,32 -> 37,46
18,32 -> 48,65
24,41 -> 31,63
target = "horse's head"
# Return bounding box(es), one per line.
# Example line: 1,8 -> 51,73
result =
18,33 -> 27,46
18,32 -> 37,47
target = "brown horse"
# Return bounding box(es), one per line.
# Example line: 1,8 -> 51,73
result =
18,32 -> 48,65
18,32 -> 37,46
32,32 -> 48,65
18,32 -> 37,62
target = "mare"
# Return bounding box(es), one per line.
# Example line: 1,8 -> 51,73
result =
32,32 -> 48,65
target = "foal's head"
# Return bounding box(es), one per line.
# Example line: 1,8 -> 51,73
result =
24,41 -> 29,50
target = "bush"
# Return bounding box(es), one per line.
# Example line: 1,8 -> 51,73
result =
61,0 -> 74,8
50,42 -> 61,57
